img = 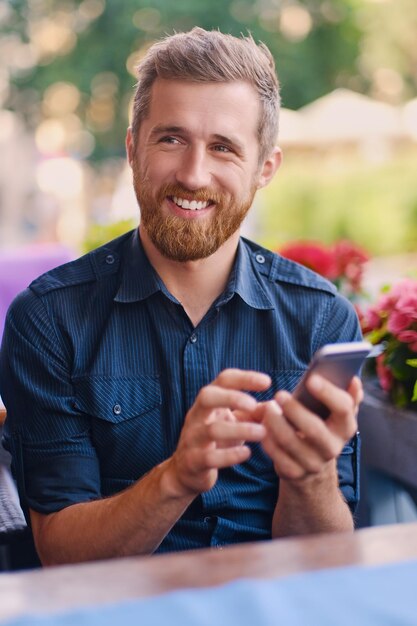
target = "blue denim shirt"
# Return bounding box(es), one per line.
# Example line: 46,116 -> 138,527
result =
0,230 -> 361,552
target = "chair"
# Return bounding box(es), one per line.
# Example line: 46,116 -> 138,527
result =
0,411 -> 41,571
0,465 -> 41,570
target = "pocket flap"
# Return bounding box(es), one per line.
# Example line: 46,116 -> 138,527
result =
73,375 -> 161,423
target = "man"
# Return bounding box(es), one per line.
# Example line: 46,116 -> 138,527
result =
0,28 -> 362,566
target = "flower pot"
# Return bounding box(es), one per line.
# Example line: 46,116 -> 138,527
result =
358,377 -> 417,490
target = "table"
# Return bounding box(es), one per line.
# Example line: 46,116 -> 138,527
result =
1,522 -> 417,622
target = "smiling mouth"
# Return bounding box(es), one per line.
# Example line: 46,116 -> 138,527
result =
170,196 -> 214,211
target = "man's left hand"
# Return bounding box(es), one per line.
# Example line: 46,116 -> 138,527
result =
254,375 -> 363,481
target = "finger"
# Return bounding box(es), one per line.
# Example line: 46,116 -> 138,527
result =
276,377 -> 357,443
195,385 -> 258,417
203,419 -> 266,445
191,444 -> 253,470
262,401 -> 332,470
273,391 -> 344,460
214,369 -> 271,392
207,408 -> 236,423
306,375 -> 358,439
233,409 -> 252,422
207,409 -> 244,448
261,438 -> 307,481
233,401 -> 279,424
348,376 -> 364,406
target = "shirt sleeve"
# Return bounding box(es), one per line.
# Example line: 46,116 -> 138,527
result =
0,288 -> 101,516
321,292 -> 363,513
318,291 -> 363,347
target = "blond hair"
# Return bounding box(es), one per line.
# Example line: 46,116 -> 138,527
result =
131,27 -> 280,163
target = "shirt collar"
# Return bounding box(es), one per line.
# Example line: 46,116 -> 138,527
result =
114,229 -> 163,303
216,239 -> 274,310
115,231 -> 274,309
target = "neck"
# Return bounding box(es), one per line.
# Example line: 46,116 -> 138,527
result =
139,226 -> 240,326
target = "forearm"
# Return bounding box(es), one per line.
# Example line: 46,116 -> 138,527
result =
272,460 -> 354,539
30,458 -> 194,566
30,370 -> 270,566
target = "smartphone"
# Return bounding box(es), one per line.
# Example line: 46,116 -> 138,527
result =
292,341 -> 372,419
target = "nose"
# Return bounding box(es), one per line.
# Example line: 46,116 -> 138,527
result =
175,146 -> 212,190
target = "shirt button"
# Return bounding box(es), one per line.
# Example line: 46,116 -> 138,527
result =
105,254 -> 115,265
113,404 -> 122,415
190,334 -> 197,343
255,253 -> 265,264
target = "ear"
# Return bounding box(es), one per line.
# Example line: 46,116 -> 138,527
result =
256,146 -> 282,189
126,126 -> 134,167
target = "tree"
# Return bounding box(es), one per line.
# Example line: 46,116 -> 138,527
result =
2,0 -> 364,160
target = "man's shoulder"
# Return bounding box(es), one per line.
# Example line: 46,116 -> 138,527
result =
29,230 -> 135,297
242,238 -> 337,296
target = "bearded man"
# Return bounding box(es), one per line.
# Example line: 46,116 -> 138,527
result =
0,28 -> 363,566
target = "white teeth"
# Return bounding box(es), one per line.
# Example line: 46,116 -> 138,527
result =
172,196 -> 209,210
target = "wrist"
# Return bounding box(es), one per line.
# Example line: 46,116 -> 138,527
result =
158,457 -> 198,502
280,460 -> 338,497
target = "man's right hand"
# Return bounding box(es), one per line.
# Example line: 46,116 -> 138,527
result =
30,369 -> 271,565
164,369 -> 271,497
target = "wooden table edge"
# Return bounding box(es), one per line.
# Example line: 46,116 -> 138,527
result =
1,522 -> 417,622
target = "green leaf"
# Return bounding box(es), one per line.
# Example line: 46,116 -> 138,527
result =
380,284 -> 392,293
366,328 -> 388,345
406,359 -> 417,368
412,380 -> 417,403
391,383 -> 408,408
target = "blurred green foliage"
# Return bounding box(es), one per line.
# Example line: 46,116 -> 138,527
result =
83,218 -> 136,252
258,152 -> 417,254
3,0 -> 417,255
83,152 -> 417,256
5,0 -> 417,161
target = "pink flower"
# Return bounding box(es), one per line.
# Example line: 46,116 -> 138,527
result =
391,278 -> 417,299
396,294 -> 417,318
375,293 -> 396,316
332,240 -> 369,293
397,330 -> 417,352
363,306 -> 384,332
376,355 -> 393,392
362,278 -> 417,407
388,310 -> 414,335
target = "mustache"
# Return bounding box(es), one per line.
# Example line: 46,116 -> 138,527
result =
156,183 -> 224,204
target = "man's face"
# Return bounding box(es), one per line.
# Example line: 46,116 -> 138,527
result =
128,79 -> 276,262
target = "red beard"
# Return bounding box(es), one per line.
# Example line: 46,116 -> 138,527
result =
132,166 -> 256,262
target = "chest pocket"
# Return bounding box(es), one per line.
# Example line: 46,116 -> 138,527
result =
73,375 -> 164,482
73,374 -> 161,422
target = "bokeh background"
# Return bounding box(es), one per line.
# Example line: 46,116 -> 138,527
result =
0,0 -> 416,260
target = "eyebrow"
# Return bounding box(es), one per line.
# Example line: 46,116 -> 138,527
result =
149,125 -> 185,139
149,125 -> 245,154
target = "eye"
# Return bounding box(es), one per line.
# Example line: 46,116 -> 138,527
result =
213,144 -> 232,153
159,136 -> 181,145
